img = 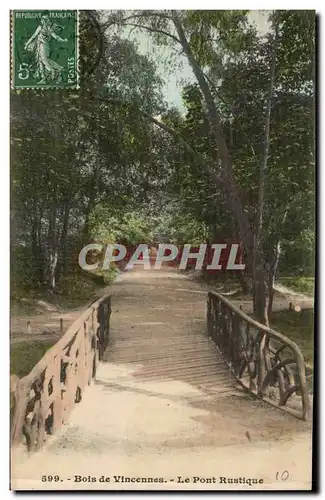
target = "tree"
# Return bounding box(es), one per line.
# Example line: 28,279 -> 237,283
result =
11,9 -> 315,323
10,11 -> 166,290
100,10 -> 314,323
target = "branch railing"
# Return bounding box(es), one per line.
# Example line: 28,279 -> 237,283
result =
11,294 -> 111,452
207,291 -> 311,420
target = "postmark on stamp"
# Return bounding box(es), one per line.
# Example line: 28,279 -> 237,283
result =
11,10 -> 78,89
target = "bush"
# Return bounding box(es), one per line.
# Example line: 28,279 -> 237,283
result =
93,266 -> 119,285
53,267 -> 118,308
280,276 -> 314,296
55,273 -> 99,308
271,309 -> 314,367
11,245 -> 42,292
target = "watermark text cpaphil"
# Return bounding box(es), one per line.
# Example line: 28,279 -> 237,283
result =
78,243 -> 245,272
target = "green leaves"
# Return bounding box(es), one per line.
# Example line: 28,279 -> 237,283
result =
11,9 -> 315,291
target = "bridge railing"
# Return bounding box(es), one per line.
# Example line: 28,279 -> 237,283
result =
207,291 -> 311,420
11,294 -> 111,452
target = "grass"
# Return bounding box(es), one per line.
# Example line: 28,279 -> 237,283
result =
11,267 -> 118,316
10,300 -> 46,317
55,267 -> 118,308
271,308 -> 314,367
10,341 -> 54,417
10,341 -> 53,378
10,267 -> 119,382
279,276 -> 315,296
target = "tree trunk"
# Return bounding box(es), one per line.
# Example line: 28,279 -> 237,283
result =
239,269 -> 251,295
31,208 -> 44,284
173,16 -> 253,254
48,249 -> 58,290
47,202 -> 58,290
267,239 -> 281,319
253,19 -> 278,324
267,208 -> 288,318
255,24 -> 278,252
253,249 -> 270,326
60,201 -> 70,277
83,163 -> 101,238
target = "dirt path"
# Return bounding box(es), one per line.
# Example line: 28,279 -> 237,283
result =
274,282 -> 314,305
11,268 -> 312,490
10,271 -> 313,346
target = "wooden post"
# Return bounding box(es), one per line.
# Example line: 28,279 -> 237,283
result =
52,356 -> 63,432
207,296 -> 212,338
60,318 -> 63,333
92,308 -> 95,332
11,380 -> 29,445
27,321 -> 31,334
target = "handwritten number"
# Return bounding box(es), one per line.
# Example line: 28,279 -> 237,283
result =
276,470 -> 289,481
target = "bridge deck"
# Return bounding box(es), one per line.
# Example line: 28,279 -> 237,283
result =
11,269 -> 312,490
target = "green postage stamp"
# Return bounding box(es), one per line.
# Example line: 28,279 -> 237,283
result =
11,10 -> 78,89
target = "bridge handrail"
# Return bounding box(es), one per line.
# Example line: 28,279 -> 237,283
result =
11,294 -> 111,451
207,291 -> 311,420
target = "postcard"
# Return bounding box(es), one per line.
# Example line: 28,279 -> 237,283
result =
10,9 -> 315,491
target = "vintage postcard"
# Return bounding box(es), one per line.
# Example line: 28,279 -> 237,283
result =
10,9 -> 315,491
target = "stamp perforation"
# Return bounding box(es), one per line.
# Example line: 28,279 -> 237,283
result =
11,9 -> 79,90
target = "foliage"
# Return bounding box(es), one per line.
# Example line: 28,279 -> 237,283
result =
11,10 -> 168,294
279,277 -> 314,296
88,205 -> 155,245
271,309 -> 314,367
11,10 -> 315,315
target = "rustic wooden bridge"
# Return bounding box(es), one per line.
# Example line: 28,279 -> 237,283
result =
11,269 -> 312,490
